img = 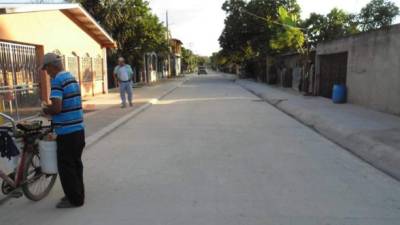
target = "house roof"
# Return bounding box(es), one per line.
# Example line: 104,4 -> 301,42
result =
0,3 -> 116,48
171,38 -> 183,45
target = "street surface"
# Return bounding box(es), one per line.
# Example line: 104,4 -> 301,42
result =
1,72 -> 400,225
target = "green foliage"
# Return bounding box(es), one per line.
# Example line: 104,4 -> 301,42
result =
269,6 -> 305,53
210,52 -> 228,68
302,0 -> 399,46
244,0 -> 301,56
181,47 -> 198,72
219,0 -> 302,66
301,13 -> 326,46
218,0 -> 400,75
302,8 -> 359,47
197,56 -> 209,66
359,0 -> 399,31
69,0 -> 168,68
181,48 -> 210,72
219,0 -> 248,64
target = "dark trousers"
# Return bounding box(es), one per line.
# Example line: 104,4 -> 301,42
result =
57,130 -> 85,206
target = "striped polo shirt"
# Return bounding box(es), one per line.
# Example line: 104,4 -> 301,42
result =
50,71 -> 84,135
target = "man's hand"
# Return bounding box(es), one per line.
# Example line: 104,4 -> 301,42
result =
42,99 -> 62,115
113,74 -> 119,87
41,101 -> 50,115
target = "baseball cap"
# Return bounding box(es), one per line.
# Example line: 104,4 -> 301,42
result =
40,53 -> 62,70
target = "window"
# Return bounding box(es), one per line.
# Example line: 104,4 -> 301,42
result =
93,57 -> 103,81
81,57 -> 93,82
67,56 -> 79,80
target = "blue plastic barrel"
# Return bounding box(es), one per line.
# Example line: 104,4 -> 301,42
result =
332,84 -> 347,104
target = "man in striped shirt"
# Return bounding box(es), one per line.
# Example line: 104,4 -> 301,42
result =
42,53 -> 85,209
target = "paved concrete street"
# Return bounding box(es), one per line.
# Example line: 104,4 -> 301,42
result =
237,79 -> 400,181
1,72 -> 400,225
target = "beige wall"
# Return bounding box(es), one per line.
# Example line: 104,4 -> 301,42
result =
0,10 -> 103,57
317,25 -> 400,115
0,10 -> 108,98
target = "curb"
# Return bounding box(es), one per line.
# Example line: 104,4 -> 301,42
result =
236,79 -> 400,182
85,82 -> 183,149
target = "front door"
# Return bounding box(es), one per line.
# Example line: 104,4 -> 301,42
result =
319,52 -> 348,98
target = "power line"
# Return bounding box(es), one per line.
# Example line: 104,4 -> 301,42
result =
240,8 -> 307,31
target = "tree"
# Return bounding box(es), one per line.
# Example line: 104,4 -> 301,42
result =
218,0 -> 248,65
68,0 -> 168,69
181,47 -> 198,73
243,0 -> 301,56
219,0 -> 302,65
302,8 -> 359,47
269,6 -> 305,53
324,8 -> 358,40
359,0 -> 399,31
302,13 -> 326,46
196,56 -> 209,66
69,0 -> 103,19
210,51 -> 231,71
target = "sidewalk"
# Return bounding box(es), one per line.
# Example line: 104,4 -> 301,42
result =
237,79 -> 400,180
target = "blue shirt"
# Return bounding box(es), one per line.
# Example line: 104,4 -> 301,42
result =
50,71 -> 84,135
113,65 -> 134,82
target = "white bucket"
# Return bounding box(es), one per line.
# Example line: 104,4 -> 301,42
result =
39,141 -> 58,174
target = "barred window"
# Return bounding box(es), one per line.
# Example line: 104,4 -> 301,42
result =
93,57 -> 103,81
67,56 -> 79,80
81,57 -> 93,82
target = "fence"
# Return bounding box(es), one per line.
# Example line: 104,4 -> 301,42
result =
0,41 -> 40,120
65,55 -> 105,97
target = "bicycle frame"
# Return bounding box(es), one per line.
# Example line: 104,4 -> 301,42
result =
0,151 -> 29,189
0,112 -> 27,189
0,112 -> 56,205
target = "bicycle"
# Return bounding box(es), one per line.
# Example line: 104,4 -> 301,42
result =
0,112 -> 57,205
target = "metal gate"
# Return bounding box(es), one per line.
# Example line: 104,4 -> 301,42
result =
319,52 -> 348,98
0,41 -> 40,120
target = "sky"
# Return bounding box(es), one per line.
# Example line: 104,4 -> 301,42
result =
1,0 -> 400,56
149,0 -> 400,56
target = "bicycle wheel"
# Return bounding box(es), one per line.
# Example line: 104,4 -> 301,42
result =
22,152 -> 57,201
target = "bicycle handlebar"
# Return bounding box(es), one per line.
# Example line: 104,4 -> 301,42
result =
0,112 -> 53,137
0,112 -> 17,134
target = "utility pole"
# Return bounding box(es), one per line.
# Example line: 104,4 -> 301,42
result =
166,11 -> 171,78
166,11 -> 169,36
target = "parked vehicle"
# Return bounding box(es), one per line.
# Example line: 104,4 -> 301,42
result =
198,66 -> 207,75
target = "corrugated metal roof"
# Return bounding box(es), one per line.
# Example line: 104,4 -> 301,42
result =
0,3 -> 116,48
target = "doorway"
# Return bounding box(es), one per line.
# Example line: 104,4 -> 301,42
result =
319,52 -> 348,98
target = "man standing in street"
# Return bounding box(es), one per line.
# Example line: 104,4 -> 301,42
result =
113,57 -> 134,108
41,53 -> 85,209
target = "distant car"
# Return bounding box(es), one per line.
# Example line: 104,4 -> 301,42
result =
198,66 -> 207,75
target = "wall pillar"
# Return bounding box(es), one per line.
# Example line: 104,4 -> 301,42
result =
102,48 -> 108,94
37,46 -> 51,103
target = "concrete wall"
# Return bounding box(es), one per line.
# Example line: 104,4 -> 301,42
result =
317,24 -> 400,115
0,10 -> 108,98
